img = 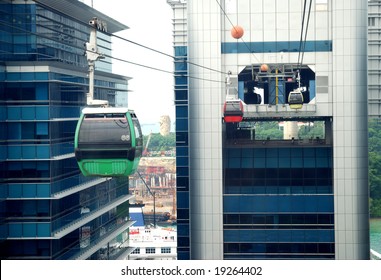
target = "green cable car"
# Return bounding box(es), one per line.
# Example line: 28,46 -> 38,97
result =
74,107 -> 143,177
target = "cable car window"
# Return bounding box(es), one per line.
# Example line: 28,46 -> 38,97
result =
225,101 -> 242,114
132,118 -> 143,158
78,114 -> 131,148
132,118 -> 143,147
289,94 -> 302,103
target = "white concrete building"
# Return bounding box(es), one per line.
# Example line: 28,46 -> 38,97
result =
169,0 -> 369,260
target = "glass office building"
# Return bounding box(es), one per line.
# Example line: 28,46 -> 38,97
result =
168,0 -> 370,260
167,0 -> 190,260
369,0 -> 381,117
0,0 -> 135,259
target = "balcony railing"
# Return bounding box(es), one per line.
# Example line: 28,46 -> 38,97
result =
53,194 -> 133,238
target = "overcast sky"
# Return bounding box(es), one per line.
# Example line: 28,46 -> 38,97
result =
82,0 -> 174,132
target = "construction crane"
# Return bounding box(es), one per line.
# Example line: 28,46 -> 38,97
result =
143,131 -> 152,156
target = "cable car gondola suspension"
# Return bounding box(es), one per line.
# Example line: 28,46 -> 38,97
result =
288,71 -> 304,110
74,18 -> 142,177
223,71 -> 245,123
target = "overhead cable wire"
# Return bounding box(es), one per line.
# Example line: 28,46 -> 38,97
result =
300,0 -> 312,67
297,0 -> 308,70
102,51 -> 224,83
215,0 -> 261,64
297,0 -> 313,72
0,19 -> 224,84
110,32 -> 226,75
33,0 -> 227,76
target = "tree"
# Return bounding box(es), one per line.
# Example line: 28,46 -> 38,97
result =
298,121 -> 325,139
254,122 -> 283,140
143,132 -> 175,153
369,119 -> 381,217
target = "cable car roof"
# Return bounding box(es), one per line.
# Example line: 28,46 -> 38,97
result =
82,107 -> 134,114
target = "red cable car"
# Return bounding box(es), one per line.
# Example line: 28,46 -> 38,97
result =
223,99 -> 244,123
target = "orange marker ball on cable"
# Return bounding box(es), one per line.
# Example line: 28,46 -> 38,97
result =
231,25 -> 244,39
260,64 -> 269,72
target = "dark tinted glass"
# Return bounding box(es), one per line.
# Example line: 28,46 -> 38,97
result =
78,113 -> 131,148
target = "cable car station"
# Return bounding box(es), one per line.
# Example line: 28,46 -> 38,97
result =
222,62 -> 332,150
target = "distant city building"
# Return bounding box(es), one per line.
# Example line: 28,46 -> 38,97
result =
0,0 -> 135,259
168,0 -> 370,260
128,205 -> 177,260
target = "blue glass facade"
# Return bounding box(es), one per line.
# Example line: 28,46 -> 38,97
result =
0,2 -> 112,71
223,146 -> 334,259
174,46 -> 190,260
0,1 -> 132,259
221,40 -> 332,54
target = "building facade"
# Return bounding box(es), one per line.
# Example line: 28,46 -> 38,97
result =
0,0 -> 135,259
128,206 -> 177,260
167,0 -> 190,260
369,0 -> 381,118
168,0 -> 370,260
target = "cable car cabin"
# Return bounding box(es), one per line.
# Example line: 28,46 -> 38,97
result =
74,107 -> 143,177
288,90 -> 304,109
223,99 -> 244,123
